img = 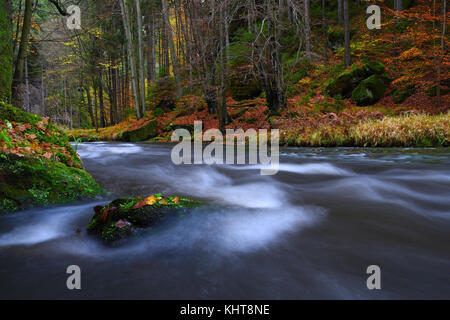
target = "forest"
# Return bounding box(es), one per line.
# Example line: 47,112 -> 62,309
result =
0,0 -> 450,301
0,0 -> 448,146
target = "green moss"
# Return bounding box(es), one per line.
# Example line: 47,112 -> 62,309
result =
0,102 -> 41,124
121,119 -> 158,142
0,2 -> 12,103
0,153 -> 104,213
352,74 -> 390,106
87,195 -> 204,243
326,61 -> 386,98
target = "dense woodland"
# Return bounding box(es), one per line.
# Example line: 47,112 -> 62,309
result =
0,0 -> 448,141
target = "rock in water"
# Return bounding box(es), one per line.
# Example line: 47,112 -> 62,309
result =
87,194 -> 203,243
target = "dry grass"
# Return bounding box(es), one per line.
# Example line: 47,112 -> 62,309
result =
280,112 -> 449,147
351,113 -> 449,147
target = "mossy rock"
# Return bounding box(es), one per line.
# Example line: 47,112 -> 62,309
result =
87,195 -> 203,243
393,85 -> 416,104
122,119 -> 158,142
0,153 -> 104,213
326,61 -> 385,98
351,74 -> 391,106
229,74 -> 262,101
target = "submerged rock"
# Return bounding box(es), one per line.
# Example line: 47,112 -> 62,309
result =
87,194 -> 203,243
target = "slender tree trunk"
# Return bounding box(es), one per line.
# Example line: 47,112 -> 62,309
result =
305,0 -> 312,62
161,0 -> 181,97
119,0 -> 141,119
218,4 -> 228,134
98,73 -> 106,128
322,0 -> 328,62
338,0 -> 343,24
136,0 -> 146,115
93,82 -> 99,132
12,0 -> 32,101
86,87 -> 96,128
344,0 -> 351,66
436,0 -> 446,107
41,64 -> 45,115
24,57 -> 30,112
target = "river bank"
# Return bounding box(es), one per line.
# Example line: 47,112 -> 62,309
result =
0,103 -> 104,213
67,110 -> 450,148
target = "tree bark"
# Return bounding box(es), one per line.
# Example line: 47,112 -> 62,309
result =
119,0 -> 141,119
344,0 -> 351,66
161,0 -> 181,97
136,0 -> 146,115
12,0 -> 32,101
305,0 -> 312,62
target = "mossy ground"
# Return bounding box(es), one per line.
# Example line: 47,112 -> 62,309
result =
0,103 -> 104,213
0,154 -> 104,212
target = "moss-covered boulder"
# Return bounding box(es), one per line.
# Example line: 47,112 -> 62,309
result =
121,119 -> 158,142
326,61 -> 385,98
87,195 -> 203,243
351,74 -> 391,106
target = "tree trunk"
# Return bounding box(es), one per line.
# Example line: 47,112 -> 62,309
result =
344,0 -> 351,66
161,0 -> 181,97
338,0 -> 343,25
0,0 -> 13,102
119,0 -> 141,119
322,0 -> 328,62
436,0 -> 446,107
305,0 -> 312,62
136,0 -> 146,115
98,73 -> 106,128
12,0 -> 32,101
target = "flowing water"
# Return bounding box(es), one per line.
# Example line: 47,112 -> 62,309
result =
1,143 -> 449,299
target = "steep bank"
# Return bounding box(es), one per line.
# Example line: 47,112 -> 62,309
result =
0,103 -> 104,212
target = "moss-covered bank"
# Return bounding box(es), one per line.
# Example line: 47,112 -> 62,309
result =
0,103 -> 104,212
0,154 -> 103,212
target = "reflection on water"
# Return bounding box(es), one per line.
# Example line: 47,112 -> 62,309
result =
0,143 -> 449,299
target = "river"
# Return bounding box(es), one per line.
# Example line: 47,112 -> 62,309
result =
1,143 -> 449,299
